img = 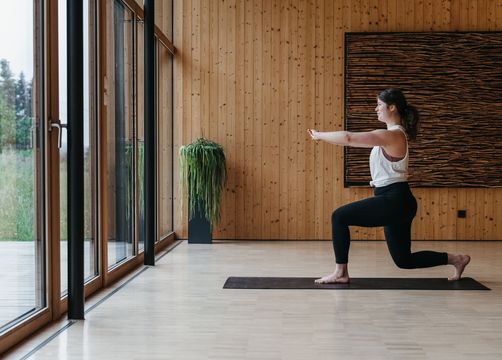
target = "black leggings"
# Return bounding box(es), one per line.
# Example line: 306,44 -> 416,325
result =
332,182 -> 448,268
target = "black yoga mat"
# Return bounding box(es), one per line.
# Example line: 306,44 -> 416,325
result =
223,277 -> 490,290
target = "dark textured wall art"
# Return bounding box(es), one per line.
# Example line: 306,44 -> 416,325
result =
344,32 -> 502,187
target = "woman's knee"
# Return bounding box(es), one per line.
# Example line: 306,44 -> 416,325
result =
331,207 -> 347,224
391,254 -> 414,269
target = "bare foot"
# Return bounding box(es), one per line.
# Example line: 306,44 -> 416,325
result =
448,254 -> 471,281
315,273 -> 350,284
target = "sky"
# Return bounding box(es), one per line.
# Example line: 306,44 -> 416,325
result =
0,0 -> 34,80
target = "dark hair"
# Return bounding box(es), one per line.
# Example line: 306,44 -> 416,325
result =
378,88 -> 419,140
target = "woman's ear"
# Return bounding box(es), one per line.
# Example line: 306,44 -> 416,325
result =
389,104 -> 397,112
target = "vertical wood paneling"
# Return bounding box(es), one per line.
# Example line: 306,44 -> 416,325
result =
279,0 -> 290,239
314,0 -> 325,239
261,0 -> 272,239
451,0 -> 461,29
493,189 -> 501,241
174,0 -> 502,241
369,0 -> 379,29
253,0 -> 263,239
270,0 -> 281,239
306,0 -> 316,239
395,0 -> 405,30
387,0 -> 396,30
173,0 -> 181,236
322,0 -> 335,240
377,0 -> 388,29
483,189 -> 494,239
445,189 -> 457,239
287,0 -> 299,239
487,0 -> 496,29
175,0 -> 192,237
296,0 -> 307,239
235,0 -> 245,238
244,0 -> 254,238
423,0 -> 433,30
457,189 -> 467,239
478,0 -> 488,29
192,0 -> 201,139
465,189 -> 478,239
460,0 -> 470,28
469,0 -> 479,27
226,0 -> 237,238
183,0 -> 192,146
216,0 -> 227,237
200,0 -> 210,147
497,0 -> 502,25
414,0 -> 424,30
209,0 -> 218,140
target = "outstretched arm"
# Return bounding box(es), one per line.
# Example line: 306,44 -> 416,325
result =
307,129 -> 400,148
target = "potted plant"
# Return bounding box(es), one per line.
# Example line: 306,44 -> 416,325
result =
179,138 -> 227,243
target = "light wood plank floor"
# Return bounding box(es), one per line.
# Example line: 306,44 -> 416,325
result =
6,240 -> 502,360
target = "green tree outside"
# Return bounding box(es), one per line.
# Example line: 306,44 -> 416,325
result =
0,59 -> 35,241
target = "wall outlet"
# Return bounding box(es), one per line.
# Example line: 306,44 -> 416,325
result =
457,210 -> 466,218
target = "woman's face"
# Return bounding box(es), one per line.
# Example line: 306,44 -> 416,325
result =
375,98 -> 392,123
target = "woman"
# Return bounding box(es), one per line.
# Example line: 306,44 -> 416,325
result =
307,88 -> 470,284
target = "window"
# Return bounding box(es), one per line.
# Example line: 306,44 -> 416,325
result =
157,41 -> 173,239
0,0 -> 46,333
59,0 -> 99,296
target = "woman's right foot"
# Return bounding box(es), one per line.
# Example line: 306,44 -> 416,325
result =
315,272 -> 350,284
448,254 -> 471,281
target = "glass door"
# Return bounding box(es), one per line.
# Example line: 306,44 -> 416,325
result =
58,0 -> 99,297
105,0 -> 148,270
0,0 -> 46,333
107,0 -> 135,268
137,18 -> 145,253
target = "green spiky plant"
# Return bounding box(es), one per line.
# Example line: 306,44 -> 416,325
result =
179,138 -> 227,228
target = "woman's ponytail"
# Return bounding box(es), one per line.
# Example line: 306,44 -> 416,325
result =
402,104 -> 419,140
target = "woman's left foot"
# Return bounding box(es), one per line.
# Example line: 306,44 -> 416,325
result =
448,254 -> 471,281
315,272 -> 350,284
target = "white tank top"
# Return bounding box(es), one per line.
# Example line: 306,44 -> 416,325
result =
369,125 -> 409,187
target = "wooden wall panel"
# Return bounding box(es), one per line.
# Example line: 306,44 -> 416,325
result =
173,0 -> 502,240
287,0 -> 299,239
279,0 -> 290,239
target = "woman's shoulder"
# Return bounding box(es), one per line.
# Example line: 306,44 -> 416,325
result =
387,125 -> 407,140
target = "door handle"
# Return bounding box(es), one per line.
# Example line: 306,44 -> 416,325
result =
49,119 -> 68,149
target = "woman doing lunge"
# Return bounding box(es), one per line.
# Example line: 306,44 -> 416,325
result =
307,88 -> 470,284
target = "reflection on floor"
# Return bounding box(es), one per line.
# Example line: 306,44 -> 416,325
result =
6,240 -> 502,359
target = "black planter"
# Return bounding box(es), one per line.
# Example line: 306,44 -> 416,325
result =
188,200 -> 212,244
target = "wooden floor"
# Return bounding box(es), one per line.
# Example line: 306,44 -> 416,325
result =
6,240 -> 502,359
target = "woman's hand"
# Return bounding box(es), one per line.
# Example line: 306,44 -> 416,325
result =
307,129 -> 321,141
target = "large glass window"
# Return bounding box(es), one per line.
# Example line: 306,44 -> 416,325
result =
83,0 -> 98,283
137,19 -> 145,253
157,43 -> 173,239
59,0 -> 98,295
0,0 -> 174,351
0,0 -> 45,332
107,1 -> 135,267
